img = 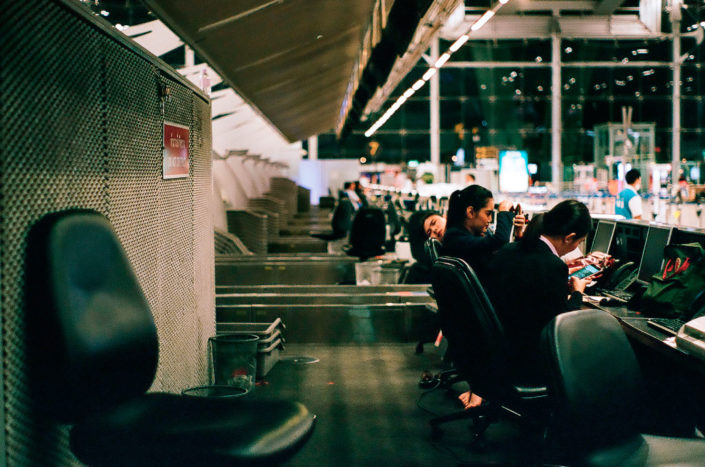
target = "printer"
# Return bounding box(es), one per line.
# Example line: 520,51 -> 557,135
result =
676,316 -> 705,360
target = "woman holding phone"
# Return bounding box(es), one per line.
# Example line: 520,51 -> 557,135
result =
438,185 -> 525,408
487,200 -> 592,384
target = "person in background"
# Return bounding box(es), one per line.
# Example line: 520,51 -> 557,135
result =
616,169 -> 642,219
487,200 -> 592,385
353,180 -> 368,207
677,175 -> 690,203
343,181 -> 363,210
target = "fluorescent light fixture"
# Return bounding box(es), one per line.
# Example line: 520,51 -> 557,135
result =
471,10 -> 495,31
435,53 -> 451,68
449,35 -> 469,52
422,68 -> 437,80
365,1 -> 508,138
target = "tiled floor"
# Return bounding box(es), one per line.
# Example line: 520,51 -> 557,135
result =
250,343 -> 532,466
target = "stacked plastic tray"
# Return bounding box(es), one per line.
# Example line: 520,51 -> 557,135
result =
216,318 -> 285,379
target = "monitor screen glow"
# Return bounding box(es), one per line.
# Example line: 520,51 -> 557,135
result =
498,150 -> 529,192
637,226 -> 673,282
590,221 -> 616,253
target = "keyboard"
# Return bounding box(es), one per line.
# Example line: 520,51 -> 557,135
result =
615,271 -> 637,291
647,318 -> 685,336
601,289 -> 633,302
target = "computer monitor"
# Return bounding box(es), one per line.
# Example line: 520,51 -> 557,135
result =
590,221 -> 616,253
637,226 -> 673,283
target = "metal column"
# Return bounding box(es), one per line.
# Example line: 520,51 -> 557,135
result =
672,1 -> 682,182
307,135 -> 318,160
430,37 -> 441,180
551,29 -> 562,189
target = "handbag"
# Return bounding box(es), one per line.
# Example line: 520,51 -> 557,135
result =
640,243 -> 705,319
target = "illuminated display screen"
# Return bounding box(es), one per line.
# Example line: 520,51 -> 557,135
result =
498,150 -> 529,192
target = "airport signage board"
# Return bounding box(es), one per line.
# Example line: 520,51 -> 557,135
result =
163,122 -> 190,179
498,150 -> 529,192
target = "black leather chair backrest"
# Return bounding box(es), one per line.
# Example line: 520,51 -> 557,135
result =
26,210 -> 159,423
348,207 -> 386,258
386,202 -> 402,237
424,238 -> 442,265
541,310 -> 645,450
331,199 -> 354,235
431,256 -> 513,400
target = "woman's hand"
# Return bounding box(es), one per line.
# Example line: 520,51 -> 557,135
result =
512,214 -> 526,239
568,276 -> 589,294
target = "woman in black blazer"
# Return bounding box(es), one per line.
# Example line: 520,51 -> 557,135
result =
438,185 -> 525,408
440,185 -> 525,285
487,200 -> 592,385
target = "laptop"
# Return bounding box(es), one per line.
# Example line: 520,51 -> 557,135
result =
601,225 -> 673,302
590,220 -> 616,254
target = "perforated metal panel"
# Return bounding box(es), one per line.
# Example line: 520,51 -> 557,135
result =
0,1 -> 213,465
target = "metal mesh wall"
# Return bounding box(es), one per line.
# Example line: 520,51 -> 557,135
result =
0,1 -> 213,465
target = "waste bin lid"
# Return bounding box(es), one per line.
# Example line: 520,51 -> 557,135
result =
181,385 -> 248,398
209,333 -> 259,344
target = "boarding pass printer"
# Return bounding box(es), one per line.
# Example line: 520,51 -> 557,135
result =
676,316 -> 705,360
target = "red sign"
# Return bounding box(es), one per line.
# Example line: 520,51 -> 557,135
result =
163,122 -> 190,179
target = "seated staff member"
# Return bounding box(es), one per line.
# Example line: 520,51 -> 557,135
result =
438,185 -> 524,409
486,200 -> 592,385
440,185 -> 525,285
404,210 -> 445,284
422,212 -> 446,240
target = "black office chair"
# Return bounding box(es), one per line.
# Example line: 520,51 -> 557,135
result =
311,198 -> 354,241
385,201 -> 402,250
423,238 -> 442,265
430,257 -> 548,452
541,310 -> 705,466
25,210 -> 316,466
344,207 -> 386,260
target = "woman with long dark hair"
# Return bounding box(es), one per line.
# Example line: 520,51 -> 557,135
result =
487,199 -> 592,384
438,185 -> 525,409
440,185 -> 524,284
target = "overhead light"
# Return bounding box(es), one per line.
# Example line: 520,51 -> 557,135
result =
449,35 -> 469,52
364,0 -> 509,137
435,53 -> 451,68
422,68 -> 437,80
471,10 -> 495,31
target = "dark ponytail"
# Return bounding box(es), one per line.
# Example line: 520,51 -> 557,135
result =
445,185 -> 493,231
521,212 -> 544,249
542,200 -> 591,239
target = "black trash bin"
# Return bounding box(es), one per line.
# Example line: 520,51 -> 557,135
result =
209,334 -> 259,393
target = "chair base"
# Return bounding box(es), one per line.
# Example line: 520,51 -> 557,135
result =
70,392 -> 316,467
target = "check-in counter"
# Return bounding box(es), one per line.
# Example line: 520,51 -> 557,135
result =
215,284 -> 434,343
215,255 -> 358,285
